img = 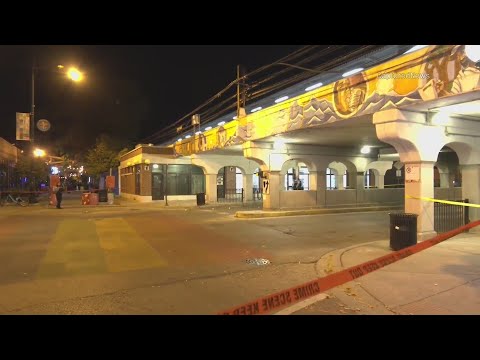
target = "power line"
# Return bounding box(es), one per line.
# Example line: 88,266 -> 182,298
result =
141,46 -> 316,144
144,45 -> 391,145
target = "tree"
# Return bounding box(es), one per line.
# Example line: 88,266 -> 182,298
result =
84,135 -> 129,186
15,154 -> 49,190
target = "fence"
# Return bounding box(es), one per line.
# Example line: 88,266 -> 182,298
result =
434,199 -> 470,233
217,188 -> 244,203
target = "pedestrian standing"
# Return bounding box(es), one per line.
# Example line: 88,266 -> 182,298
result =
55,183 -> 64,209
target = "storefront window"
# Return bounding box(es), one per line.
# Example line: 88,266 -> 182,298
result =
157,164 -> 204,195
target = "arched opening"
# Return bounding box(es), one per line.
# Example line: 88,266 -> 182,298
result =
236,167 -> 243,189
440,144 -> 468,187
217,166 -> 244,202
434,146 -> 462,196
433,166 -> 440,187
453,168 -> 462,188
253,168 -> 262,201
435,148 -> 462,188
433,146 -> 466,233
384,163 -> 404,188
326,161 -> 349,189
284,162 -> 310,190
326,167 -> 337,189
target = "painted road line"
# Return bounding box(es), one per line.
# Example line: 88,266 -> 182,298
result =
274,293 -> 329,315
37,219 -> 106,278
96,217 -> 167,272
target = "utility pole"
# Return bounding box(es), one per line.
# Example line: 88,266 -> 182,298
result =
164,164 -> 168,206
31,59 -> 36,144
236,65 -> 247,119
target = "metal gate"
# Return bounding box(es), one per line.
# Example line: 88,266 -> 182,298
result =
434,199 -> 469,233
217,188 -> 244,203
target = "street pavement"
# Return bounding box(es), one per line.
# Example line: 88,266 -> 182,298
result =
0,191 -> 478,315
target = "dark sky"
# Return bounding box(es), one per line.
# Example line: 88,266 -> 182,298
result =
0,45 -> 303,155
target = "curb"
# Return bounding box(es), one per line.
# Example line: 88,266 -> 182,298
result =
315,240 -> 397,315
235,206 -> 403,218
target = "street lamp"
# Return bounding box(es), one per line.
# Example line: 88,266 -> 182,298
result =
32,148 -> 66,165
33,148 -> 46,157
30,63 -> 84,143
67,67 -> 83,82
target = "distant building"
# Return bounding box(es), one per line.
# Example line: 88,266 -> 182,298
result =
0,137 -> 21,190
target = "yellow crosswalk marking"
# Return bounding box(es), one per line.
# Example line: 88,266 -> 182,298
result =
37,219 -> 106,278
96,217 -> 167,272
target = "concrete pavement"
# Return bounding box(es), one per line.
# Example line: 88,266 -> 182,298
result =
2,194 -> 480,314
307,231 -> 480,315
42,193 -> 480,315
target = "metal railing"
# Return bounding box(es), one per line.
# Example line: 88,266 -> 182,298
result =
217,188 -> 244,203
434,199 -> 470,233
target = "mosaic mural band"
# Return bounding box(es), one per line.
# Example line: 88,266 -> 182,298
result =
175,45 -> 479,156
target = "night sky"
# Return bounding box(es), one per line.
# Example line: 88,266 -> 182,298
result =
0,45 -> 304,155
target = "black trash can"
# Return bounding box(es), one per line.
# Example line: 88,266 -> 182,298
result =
98,189 -> 108,202
196,193 -> 206,206
389,213 -> 418,251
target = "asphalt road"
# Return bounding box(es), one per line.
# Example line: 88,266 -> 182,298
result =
0,192 -> 391,314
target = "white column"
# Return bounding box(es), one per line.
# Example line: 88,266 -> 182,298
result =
461,164 -> 480,221
335,175 -> 344,190
263,171 -> 280,210
356,172 -> 365,204
316,170 -> 326,206
376,175 -> 385,189
404,162 -> 436,241
205,174 -> 217,204
309,171 -> 317,191
374,109 -> 446,241
365,161 -> 393,189
309,171 -> 320,206
243,174 -> 253,202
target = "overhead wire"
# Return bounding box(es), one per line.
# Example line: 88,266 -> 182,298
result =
154,44 -> 435,145
141,46 -> 317,143
145,45 -> 393,145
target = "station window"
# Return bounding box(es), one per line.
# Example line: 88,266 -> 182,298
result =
326,168 -> 336,189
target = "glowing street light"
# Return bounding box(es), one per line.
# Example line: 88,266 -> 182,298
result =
33,148 -> 46,157
67,67 -> 83,82
30,63 -> 85,143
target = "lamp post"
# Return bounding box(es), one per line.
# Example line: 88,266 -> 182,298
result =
31,64 -> 35,143
30,63 -> 84,143
164,164 -> 168,206
33,148 -> 46,158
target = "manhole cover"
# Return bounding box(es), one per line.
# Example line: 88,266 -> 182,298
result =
246,258 -> 271,266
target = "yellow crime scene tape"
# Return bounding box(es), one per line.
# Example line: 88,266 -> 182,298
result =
405,195 -> 480,208
218,220 -> 480,315
218,195 -> 480,315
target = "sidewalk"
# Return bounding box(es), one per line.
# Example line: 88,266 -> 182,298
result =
38,192 -> 403,216
312,231 -> 480,315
